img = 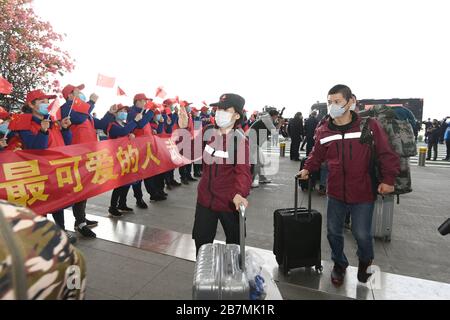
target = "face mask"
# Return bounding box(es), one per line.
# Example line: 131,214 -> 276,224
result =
117,112 -> 127,121
186,107 -> 192,113
155,114 -> 162,122
79,92 -> 87,102
38,103 -> 49,116
215,110 -> 234,128
350,103 -> 356,111
0,122 -> 8,134
328,103 -> 347,119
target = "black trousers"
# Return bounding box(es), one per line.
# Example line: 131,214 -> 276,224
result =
427,142 -> 438,160
110,185 -> 130,207
72,200 -> 87,226
192,204 -> 242,256
290,137 -> 301,160
133,174 -> 165,199
193,163 -> 202,175
179,163 -> 193,180
52,210 -> 65,230
446,140 -> 450,159
300,138 -> 307,150
306,139 -> 315,157
164,169 -> 175,184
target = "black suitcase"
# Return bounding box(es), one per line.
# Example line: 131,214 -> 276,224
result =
273,176 -> 323,275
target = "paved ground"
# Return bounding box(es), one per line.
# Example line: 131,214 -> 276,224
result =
72,142 -> 450,299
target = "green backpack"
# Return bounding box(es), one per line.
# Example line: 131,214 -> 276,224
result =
359,105 -> 416,197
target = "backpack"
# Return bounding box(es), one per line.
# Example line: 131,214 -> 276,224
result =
359,105 -> 416,198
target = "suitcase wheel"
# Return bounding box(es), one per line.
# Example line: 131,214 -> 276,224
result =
315,265 -> 323,273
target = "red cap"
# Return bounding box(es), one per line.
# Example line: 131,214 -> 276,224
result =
116,104 -> 129,112
163,98 -> 175,106
180,100 -> 192,108
134,93 -> 153,102
0,106 -> 9,120
62,84 -> 85,100
26,89 -> 57,104
191,107 -> 199,113
201,106 -> 209,112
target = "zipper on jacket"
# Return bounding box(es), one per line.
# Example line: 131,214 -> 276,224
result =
350,142 -> 353,160
208,164 -> 215,209
341,133 -> 347,202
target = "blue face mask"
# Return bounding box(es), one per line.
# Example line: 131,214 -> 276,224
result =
38,103 -> 49,116
79,92 -> 87,102
0,123 -> 8,134
117,112 -> 127,121
155,114 -> 162,122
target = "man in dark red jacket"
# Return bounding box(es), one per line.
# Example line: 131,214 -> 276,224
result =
298,84 -> 400,286
192,93 -> 252,255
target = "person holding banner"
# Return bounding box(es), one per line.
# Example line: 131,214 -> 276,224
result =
106,104 -> 143,217
127,93 -> 160,208
7,89 -> 77,244
191,93 -> 252,255
163,99 -> 182,190
60,84 -> 117,239
148,108 -> 168,199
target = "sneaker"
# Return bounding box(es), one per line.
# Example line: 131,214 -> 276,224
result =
170,180 -> 182,187
136,198 -> 148,209
259,177 -> 272,184
331,264 -> 347,286
159,191 -> 168,197
108,207 -> 123,218
117,205 -> 134,213
187,176 -> 198,182
65,231 -> 77,245
357,260 -> 374,283
75,223 -> 97,238
150,194 -> 167,202
426,158 -> 431,160
85,219 -> 98,228
251,175 -> 260,188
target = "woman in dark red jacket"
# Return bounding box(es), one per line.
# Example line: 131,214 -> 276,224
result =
191,93 -> 252,255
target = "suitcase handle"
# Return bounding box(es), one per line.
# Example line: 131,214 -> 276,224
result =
295,176 -> 312,216
239,204 -> 246,271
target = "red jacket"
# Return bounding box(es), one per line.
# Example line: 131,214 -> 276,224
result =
197,129 -> 252,213
304,113 -> 400,204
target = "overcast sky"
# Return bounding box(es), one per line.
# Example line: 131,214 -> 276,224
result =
33,0 -> 450,119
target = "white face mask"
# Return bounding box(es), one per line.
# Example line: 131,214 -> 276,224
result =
350,103 -> 356,111
328,103 -> 347,119
215,110 -> 234,128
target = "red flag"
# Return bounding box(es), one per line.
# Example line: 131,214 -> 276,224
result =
71,97 -> 91,115
155,86 -> 167,99
145,100 -> 157,110
8,114 -> 32,131
117,86 -> 126,96
48,98 -> 62,121
96,73 -> 116,88
0,76 -> 13,95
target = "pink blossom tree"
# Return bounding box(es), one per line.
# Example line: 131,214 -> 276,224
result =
0,0 -> 74,111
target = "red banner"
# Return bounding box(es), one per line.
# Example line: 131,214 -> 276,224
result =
0,135 -> 190,215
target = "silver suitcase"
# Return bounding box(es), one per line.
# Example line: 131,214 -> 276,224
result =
193,205 -> 249,300
372,195 -> 394,242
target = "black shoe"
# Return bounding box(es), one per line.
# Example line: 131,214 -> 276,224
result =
150,194 -> 167,201
65,231 -> 77,245
108,207 -> 123,218
170,180 -> 182,187
117,205 -> 134,213
357,260 -> 374,283
159,191 -> 168,197
166,183 -> 173,190
136,198 -> 148,209
331,264 -> 347,286
75,223 -> 97,238
85,219 -> 98,228
426,158 -> 431,160
187,176 -> 197,182
181,179 -> 189,185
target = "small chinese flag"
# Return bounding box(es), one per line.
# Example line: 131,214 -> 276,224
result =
48,98 -> 62,121
96,73 -> 116,88
155,86 -> 167,99
145,100 -> 156,110
117,86 -> 126,96
71,97 -> 91,115
0,76 -> 13,94
8,114 -> 32,131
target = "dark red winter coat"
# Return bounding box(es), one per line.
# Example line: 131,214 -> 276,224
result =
304,112 -> 400,204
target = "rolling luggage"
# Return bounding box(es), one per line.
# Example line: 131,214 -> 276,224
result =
273,177 -> 323,275
192,205 -> 249,300
372,194 -> 394,242
299,157 -> 319,191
